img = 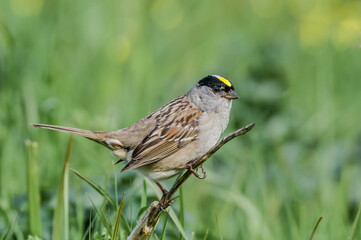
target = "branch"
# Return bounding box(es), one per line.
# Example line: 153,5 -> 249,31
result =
127,123 -> 255,240
127,201 -> 160,240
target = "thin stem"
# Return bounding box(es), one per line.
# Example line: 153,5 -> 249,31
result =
309,216 -> 324,240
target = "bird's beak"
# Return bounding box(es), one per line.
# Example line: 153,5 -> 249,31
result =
222,89 -> 240,100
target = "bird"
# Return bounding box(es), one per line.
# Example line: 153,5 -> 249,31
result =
33,75 -> 239,194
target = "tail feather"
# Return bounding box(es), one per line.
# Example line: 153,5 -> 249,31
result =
32,123 -> 107,140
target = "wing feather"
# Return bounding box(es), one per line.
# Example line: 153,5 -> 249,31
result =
121,107 -> 202,171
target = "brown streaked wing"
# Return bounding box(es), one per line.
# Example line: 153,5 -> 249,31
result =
121,108 -> 202,171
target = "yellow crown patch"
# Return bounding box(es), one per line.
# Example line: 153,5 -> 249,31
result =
214,75 -> 232,87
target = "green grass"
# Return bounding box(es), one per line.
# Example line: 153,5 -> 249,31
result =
309,216 -> 323,240
111,193 -> 125,240
26,140 -> 41,238
1,0 -> 361,239
52,136 -> 72,240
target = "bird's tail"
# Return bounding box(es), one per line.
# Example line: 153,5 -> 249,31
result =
32,123 -> 108,140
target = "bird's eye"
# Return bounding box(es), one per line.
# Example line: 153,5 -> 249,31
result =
213,87 -> 221,92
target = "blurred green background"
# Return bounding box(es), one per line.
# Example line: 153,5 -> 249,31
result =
1,0 -> 361,239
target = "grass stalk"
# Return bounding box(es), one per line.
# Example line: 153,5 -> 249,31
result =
71,168 -> 132,234
203,229 -> 209,240
71,168 -> 116,209
141,179 -> 147,209
160,213 -> 169,240
348,201 -> 361,240
52,136 -> 73,240
87,196 -> 111,236
215,212 -> 223,240
179,186 -> 185,240
3,212 -> 23,240
309,216 -> 323,240
26,140 -> 41,237
112,193 -> 126,240
114,168 -> 119,208
81,211 -> 99,240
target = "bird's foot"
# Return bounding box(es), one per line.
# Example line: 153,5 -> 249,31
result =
156,182 -> 175,210
179,162 -> 207,179
199,164 -> 207,179
158,198 -> 174,211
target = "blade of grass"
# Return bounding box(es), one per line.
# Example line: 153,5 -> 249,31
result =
52,136 -> 73,240
1,229 -> 7,239
113,168 -> 118,208
179,186 -> 185,240
81,210 -> 99,240
71,168 -> 131,233
136,179 -> 148,219
1,208 -> 12,240
348,201 -> 361,240
71,168 -> 116,209
141,179 -> 147,209
26,140 -> 41,237
149,215 -> 159,240
136,206 -> 149,220
121,210 -> 132,234
87,195 -> 111,236
112,192 -> 126,240
309,216 -> 323,240
88,210 -> 93,240
74,195 -> 85,240
63,138 -> 71,240
160,212 -> 169,240
3,211 -> 23,240
145,178 -> 188,240
215,212 -> 223,240
203,229 -> 209,240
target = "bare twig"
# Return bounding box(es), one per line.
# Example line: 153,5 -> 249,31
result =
127,123 -> 255,240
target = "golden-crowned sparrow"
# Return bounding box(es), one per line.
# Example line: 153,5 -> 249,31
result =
33,75 -> 239,191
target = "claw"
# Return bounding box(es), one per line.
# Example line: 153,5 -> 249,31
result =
200,164 -> 207,179
159,198 -> 174,211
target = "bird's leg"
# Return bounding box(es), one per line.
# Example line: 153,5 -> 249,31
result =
156,182 -> 168,195
156,182 -> 174,211
179,162 -> 207,179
